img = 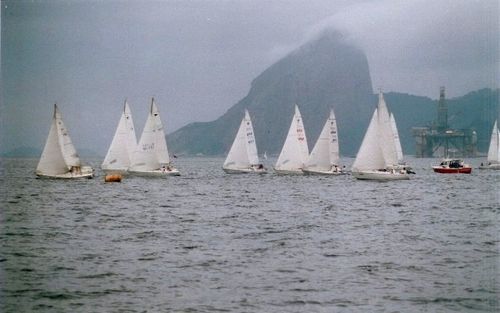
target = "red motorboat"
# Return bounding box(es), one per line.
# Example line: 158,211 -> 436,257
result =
432,159 -> 472,174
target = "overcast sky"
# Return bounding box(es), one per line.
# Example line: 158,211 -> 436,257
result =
1,0 -> 498,154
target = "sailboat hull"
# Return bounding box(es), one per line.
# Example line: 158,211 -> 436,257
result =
128,168 -> 180,177
222,167 -> 267,174
352,170 -> 409,181
36,166 -> 94,179
302,168 -> 345,175
273,168 -> 304,175
478,163 -> 500,170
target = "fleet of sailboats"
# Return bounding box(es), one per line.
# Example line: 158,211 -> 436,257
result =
36,104 -> 94,179
274,105 -> 309,174
129,98 -> 180,176
223,110 -> 266,173
35,96 -> 495,180
351,92 -> 410,180
303,109 -> 344,175
479,120 -> 500,170
101,100 -> 137,175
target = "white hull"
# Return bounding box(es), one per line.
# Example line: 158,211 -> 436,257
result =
302,168 -> 344,175
352,170 -> 409,181
129,168 -> 180,177
36,167 -> 94,179
478,164 -> 500,170
223,167 -> 267,174
274,168 -> 304,175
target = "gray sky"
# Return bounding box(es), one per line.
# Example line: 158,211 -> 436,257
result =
1,0 -> 498,154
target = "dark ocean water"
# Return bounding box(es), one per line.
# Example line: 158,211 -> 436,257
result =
0,157 -> 498,312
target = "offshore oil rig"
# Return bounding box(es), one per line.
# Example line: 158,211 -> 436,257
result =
412,87 -> 477,157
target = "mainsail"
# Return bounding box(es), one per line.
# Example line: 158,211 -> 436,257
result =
223,110 -> 260,169
102,100 -> 137,171
352,108 -> 385,171
487,120 -> 500,164
36,104 -> 81,176
130,98 -> 170,171
377,93 -> 398,167
390,113 -> 404,164
305,109 -> 339,171
352,92 -> 404,172
275,105 -> 309,171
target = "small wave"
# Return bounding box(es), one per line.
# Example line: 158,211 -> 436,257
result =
78,272 -> 117,279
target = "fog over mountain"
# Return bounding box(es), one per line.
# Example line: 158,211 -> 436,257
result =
168,32 -> 499,156
1,1 -> 498,155
169,31 -> 374,156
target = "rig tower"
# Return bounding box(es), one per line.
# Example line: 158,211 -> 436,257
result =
412,87 -> 477,157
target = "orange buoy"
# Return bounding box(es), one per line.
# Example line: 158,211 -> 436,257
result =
104,174 -> 122,182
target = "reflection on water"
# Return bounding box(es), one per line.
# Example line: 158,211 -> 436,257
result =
0,157 -> 498,312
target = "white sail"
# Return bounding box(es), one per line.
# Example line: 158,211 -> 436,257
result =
275,105 -> 309,172
102,100 -> 137,171
244,110 -> 260,166
352,108 -> 385,171
130,98 -> 170,171
377,93 -> 398,167
305,109 -> 339,171
37,104 -> 73,175
36,104 -> 92,178
390,113 -> 404,164
487,120 -> 500,164
223,110 -> 260,170
151,99 -> 171,165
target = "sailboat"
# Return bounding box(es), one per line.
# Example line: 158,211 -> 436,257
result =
36,104 -> 94,179
101,100 -> 137,175
303,109 -> 344,175
129,98 -> 180,176
274,105 -> 309,174
479,120 -> 500,170
223,109 -> 266,173
352,92 -> 410,180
